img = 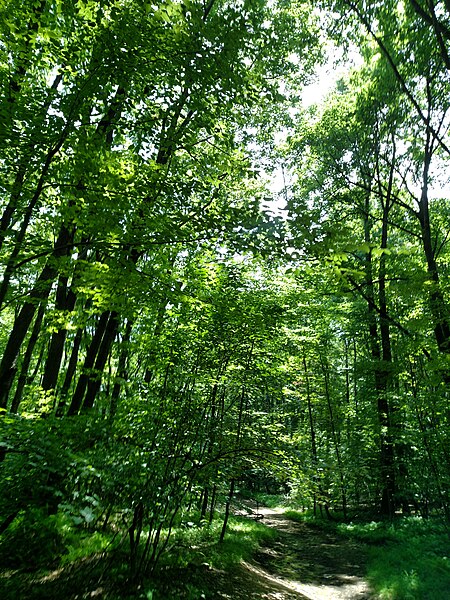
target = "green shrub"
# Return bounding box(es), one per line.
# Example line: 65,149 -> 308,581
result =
0,510 -> 67,569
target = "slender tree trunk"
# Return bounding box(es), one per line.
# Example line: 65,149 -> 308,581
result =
410,373 -> 450,521
303,354 -> 319,516
377,179 -> 396,517
362,186 -> 396,517
67,311 -> 111,416
219,478 -> 235,543
41,275 -> 77,393
200,488 -> 209,520
0,123 -> 76,311
82,312 -> 120,411
83,312 -> 119,410
319,350 -> 348,520
41,242 -> 90,398
56,328 -> 83,416
0,70 -> 64,255
10,304 -> 46,413
110,319 -> 133,418
209,485 -> 217,523
220,342 -> 253,541
0,223 -> 74,410
418,127 -> 450,360
0,80 -> 126,412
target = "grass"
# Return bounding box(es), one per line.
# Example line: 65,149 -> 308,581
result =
360,518 -> 450,600
161,513 -> 277,570
282,508 -> 450,600
10,499 -> 449,599
0,510 -> 117,570
204,516 -> 277,568
0,505 -> 278,599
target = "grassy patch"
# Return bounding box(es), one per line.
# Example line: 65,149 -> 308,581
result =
283,508 -> 338,533
208,516 -> 277,569
0,507 -> 277,600
61,527 -> 116,564
142,514 -> 277,599
0,510 -> 67,569
359,518 -> 450,600
243,491 -> 288,509
162,514 -> 277,570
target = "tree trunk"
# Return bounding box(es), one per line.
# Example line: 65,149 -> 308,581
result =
418,127 -> 450,360
67,310 -> 111,416
319,349 -> 347,520
41,275 -> 77,394
363,184 -> 396,517
0,224 -> 73,410
303,354 -> 319,516
110,319 -> 133,418
219,478 -> 235,543
10,303 -> 45,413
82,312 -> 119,411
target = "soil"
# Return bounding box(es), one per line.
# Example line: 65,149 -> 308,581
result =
0,507 -> 377,599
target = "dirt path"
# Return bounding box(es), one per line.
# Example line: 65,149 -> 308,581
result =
200,507 -> 376,600
248,507 -> 374,599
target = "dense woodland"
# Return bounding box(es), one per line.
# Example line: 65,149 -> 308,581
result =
1,0 -> 450,596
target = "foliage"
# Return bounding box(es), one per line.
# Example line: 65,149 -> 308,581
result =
0,510 -> 67,569
165,514 -> 277,570
1,0 -> 450,595
350,518 -> 450,600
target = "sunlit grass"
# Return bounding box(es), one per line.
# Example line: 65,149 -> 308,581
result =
212,517 -> 277,568
61,529 -> 115,564
360,518 -> 450,600
143,513 -> 278,599
162,514 -> 277,570
243,491 -> 288,509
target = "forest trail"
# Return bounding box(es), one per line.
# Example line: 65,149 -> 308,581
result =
208,507 -> 375,600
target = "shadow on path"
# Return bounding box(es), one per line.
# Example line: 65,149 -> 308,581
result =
237,507 -> 375,600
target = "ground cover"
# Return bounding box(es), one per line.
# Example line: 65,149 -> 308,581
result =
1,503 -> 448,599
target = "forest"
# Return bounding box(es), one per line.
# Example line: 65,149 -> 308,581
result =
0,0 -> 450,598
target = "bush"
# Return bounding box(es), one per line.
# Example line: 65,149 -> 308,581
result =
0,510 -> 67,569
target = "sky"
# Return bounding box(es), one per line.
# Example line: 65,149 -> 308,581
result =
266,46 -> 366,215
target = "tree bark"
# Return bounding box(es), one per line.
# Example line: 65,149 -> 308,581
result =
10,304 -> 45,413
41,274 -> 77,393
67,310 -> 111,416
418,126 -> 450,358
82,312 -> 120,411
0,224 -> 74,410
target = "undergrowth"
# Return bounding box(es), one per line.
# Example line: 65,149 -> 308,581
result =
8,500 -> 449,600
138,514 -> 277,600
0,508 -> 276,600
165,514 -> 277,570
